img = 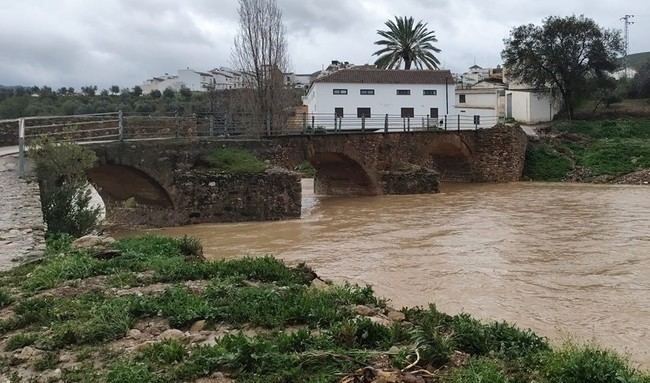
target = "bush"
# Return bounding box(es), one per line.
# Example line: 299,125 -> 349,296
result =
177,236 -> 203,259
5,333 -> 37,351
200,148 -> 267,173
30,139 -> 101,237
447,358 -> 509,383
523,144 -> 573,181
541,343 -> 647,383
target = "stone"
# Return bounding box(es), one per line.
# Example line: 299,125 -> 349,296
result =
190,320 -> 207,333
159,329 -> 186,341
386,310 -> 406,322
311,278 -> 330,289
354,304 -> 377,316
12,346 -> 42,364
127,329 -> 143,339
72,235 -> 115,250
368,316 -> 392,326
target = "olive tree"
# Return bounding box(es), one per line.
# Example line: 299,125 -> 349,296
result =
502,15 -> 623,119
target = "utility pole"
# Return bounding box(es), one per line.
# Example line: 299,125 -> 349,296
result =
620,14 -> 635,77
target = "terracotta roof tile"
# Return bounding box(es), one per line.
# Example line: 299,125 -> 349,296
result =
315,69 -> 453,84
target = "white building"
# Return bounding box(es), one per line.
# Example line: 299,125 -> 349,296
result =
142,73 -> 181,94
455,79 -> 506,123
502,71 -> 562,124
303,68 -> 456,130
459,65 -> 503,87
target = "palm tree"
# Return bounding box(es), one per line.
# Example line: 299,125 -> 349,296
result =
372,16 -> 441,70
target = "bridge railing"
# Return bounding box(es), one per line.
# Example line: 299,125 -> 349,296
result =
11,111 -> 503,177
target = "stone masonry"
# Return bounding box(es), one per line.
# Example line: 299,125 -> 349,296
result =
0,155 -> 46,270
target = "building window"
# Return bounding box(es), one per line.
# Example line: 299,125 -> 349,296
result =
357,108 -> 371,118
335,108 -> 344,118
360,89 -> 375,95
430,108 -> 439,119
333,89 -> 348,95
423,89 -> 437,96
459,94 -> 466,103
401,108 -> 414,118
396,89 -> 411,95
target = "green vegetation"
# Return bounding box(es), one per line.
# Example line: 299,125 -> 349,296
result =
295,160 -> 317,177
524,119 -> 650,181
626,52 -> 650,72
30,140 -> 101,237
200,148 -> 267,173
0,235 -> 647,382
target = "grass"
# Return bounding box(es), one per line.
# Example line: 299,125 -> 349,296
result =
0,235 -> 648,382
200,148 -> 267,174
525,119 -> 650,180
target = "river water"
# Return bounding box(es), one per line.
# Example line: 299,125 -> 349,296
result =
144,180 -> 650,368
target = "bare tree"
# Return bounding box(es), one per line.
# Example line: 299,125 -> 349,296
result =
233,0 -> 290,136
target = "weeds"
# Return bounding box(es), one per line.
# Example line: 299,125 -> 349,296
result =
200,148 -> 267,174
4,333 -> 37,351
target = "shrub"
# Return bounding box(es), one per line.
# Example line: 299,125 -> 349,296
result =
523,144 -> 573,181
447,358 -> 510,383
177,236 -> 203,260
200,148 -> 267,173
541,343 -> 646,383
5,333 -> 37,351
0,289 -> 12,308
30,139 -> 101,237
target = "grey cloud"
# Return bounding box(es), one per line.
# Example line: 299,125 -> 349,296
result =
0,0 -> 647,88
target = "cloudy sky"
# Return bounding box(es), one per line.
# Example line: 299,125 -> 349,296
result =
1,0 -> 648,88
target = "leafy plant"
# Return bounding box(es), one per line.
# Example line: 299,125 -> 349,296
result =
200,148 -> 266,173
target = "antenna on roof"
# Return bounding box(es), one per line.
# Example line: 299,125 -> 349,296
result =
621,14 -> 635,77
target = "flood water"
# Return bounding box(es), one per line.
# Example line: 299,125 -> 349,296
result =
143,180 -> 650,368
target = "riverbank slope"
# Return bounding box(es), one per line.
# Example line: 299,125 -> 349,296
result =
0,235 -> 647,382
523,118 -> 650,184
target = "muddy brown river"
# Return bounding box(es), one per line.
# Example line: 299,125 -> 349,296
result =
142,181 -> 650,368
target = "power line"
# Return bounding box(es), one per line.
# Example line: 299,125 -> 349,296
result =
620,14 -> 635,76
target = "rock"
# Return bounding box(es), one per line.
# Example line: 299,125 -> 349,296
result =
72,235 -> 115,250
368,316 -> 392,326
311,278 -> 330,289
127,329 -> 143,339
94,249 -> 123,260
354,304 -> 377,316
12,346 -> 43,364
159,329 -> 186,341
386,309 -> 406,322
190,320 -> 207,333
195,372 -> 233,383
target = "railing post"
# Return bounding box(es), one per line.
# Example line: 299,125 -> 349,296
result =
311,115 -> 315,134
402,118 -> 406,132
457,115 -> 461,132
426,114 -> 430,130
209,115 -> 214,137
444,115 -> 448,131
361,116 -> 366,132
384,114 -> 388,133
118,110 -> 124,141
407,117 -> 411,132
18,118 -> 25,178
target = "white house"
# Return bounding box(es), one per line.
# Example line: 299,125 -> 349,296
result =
502,72 -> 562,124
177,69 -> 217,92
455,79 -> 506,123
303,68 -> 457,130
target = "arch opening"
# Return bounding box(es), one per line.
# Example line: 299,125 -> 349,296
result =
87,164 -> 174,209
427,139 -> 474,182
307,152 -> 378,196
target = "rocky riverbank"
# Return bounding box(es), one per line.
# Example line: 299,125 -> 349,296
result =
524,119 -> 650,184
0,235 -> 648,382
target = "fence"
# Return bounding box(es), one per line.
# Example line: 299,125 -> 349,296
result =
6,111 -> 503,177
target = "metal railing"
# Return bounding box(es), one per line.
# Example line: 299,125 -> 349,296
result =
8,111 -> 503,177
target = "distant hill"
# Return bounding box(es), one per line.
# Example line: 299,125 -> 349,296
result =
625,52 -> 650,71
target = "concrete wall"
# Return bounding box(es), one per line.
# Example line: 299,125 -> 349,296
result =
506,90 -> 559,124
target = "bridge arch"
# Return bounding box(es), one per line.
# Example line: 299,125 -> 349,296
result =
306,151 -> 379,196
425,135 -> 474,182
87,164 -> 174,211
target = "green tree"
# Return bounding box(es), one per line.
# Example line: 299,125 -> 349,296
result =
30,139 -> 101,237
372,16 -> 441,70
132,86 -> 143,97
150,89 -> 162,99
163,87 -> 176,99
502,15 -> 623,120
179,86 -> 192,99
110,85 -> 120,95
81,85 -> 97,97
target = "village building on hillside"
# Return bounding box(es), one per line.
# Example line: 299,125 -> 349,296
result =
303,68 -> 457,129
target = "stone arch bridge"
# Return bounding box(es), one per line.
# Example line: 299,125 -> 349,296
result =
85,126 -> 527,226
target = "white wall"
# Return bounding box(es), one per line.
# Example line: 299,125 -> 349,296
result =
306,82 -> 454,118
507,90 -> 559,124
